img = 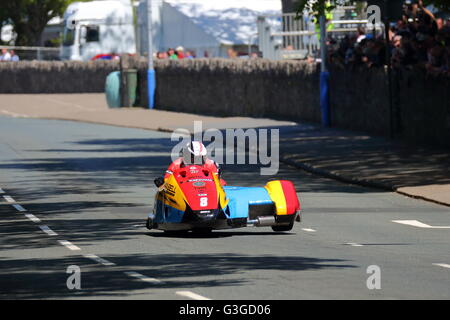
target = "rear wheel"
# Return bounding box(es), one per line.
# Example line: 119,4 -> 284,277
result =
271,222 -> 294,232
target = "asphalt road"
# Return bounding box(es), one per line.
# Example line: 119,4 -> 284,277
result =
0,116 -> 449,299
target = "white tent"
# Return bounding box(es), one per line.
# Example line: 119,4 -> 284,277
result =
138,0 -> 281,57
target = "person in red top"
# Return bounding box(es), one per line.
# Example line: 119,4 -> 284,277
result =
154,141 -> 223,187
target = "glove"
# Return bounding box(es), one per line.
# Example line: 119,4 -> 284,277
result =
154,177 -> 164,187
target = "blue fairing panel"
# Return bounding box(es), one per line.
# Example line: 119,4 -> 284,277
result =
154,199 -> 184,223
223,187 -> 273,219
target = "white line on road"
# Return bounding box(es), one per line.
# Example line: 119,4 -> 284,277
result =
58,240 -> 81,251
0,188 -> 4,194
392,220 -> 450,229
176,291 -> 211,300
84,254 -> 115,266
13,204 -> 26,212
24,213 -> 41,223
433,263 -> 450,269
302,228 -> 317,232
345,242 -> 364,247
124,271 -> 162,283
39,225 -> 58,236
3,195 -> 16,203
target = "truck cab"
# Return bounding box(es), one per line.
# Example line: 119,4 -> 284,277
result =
60,0 -> 136,61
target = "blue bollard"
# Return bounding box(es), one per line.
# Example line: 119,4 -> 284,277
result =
147,69 -> 156,109
320,71 -> 330,127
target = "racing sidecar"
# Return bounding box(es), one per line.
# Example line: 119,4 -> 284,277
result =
146,165 -> 301,233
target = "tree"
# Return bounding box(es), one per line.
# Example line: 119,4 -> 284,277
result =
0,0 -> 76,46
423,0 -> 450,12
294,0 -> 347,20
293,1 -> 450,19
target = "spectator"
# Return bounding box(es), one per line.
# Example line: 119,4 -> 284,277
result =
10,50 -> 19,62
227,48 -> 237,58
426,42 -> 448,75
184,50 -> 194,59
157,51 -> 168,59
176,46 -> 185,59
324,0 -> 449,76
0,48 -> 11,61
167,48 -> 178,60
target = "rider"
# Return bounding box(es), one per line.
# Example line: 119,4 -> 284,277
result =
154,141 -> 221,187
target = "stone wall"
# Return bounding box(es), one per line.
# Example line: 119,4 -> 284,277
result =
0,58 -> 448,147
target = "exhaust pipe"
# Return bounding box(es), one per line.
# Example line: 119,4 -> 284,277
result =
247,216 -> 276,227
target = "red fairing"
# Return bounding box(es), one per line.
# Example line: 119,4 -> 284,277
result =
280,180 -> 301,214
173,165 -> 219,211
165,157 -> 218,179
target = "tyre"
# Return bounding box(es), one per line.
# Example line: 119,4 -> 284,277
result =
146,218 -> 153,230
271,222 -> 294,232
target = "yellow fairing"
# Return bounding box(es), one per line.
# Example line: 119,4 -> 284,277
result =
264,180 -> 288,215
213,173 -> 229,209
161,175 -> 187,211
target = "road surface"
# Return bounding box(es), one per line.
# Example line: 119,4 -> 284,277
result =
0,116 -> 449,299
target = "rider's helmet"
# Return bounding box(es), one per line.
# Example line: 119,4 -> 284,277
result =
182,141 -> 207,165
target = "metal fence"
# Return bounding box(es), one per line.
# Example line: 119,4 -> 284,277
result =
0,46 -> 60,61
257,7 -> 383,60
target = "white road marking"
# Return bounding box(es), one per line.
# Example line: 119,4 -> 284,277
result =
0,188 -> 4,194
13,204 -> 26,212
345,242 -> 364,247
58,240 -> 81,251
39,225 -> 58,236
3,195 -> 16,203
124,271 -> 161,283
84,254 -> 115,266
392,220 -> 450,229
176,291 -> 211,300
433,263 -> 450,269
302,228 -> 316,232
24,213 -> 41,223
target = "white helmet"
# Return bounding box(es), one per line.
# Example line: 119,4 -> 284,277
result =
182,141 -> 207,165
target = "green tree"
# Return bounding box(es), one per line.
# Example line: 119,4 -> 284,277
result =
0,0 -> 77,46
294,1 -> 449,19
423,0 -> 450,12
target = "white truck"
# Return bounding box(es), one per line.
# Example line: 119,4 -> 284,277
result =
60,0 -> 136,61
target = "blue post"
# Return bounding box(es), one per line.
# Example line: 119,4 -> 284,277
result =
146,0 -> 155,109
148,69 -> 156,109
319,14 -> 330,127
320,71 -> 330,127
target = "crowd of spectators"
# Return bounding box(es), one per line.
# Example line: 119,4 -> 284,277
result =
327,0 -> 449,76
156,46 -> 195,60
0,48 -> 19,62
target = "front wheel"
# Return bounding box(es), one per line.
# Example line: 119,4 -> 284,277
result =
271,222 -> 294,232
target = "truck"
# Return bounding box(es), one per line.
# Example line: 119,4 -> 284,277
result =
60,0 -> 136,61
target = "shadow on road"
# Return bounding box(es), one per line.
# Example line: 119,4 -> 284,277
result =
0,253 -> 356,299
